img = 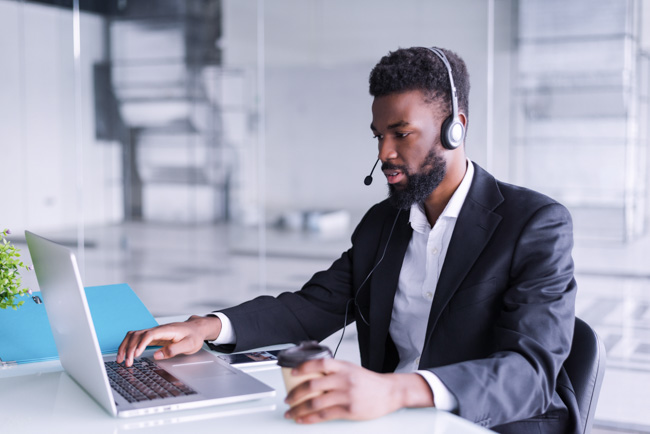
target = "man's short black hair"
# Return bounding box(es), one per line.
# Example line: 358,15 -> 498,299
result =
368,47 -> 470,120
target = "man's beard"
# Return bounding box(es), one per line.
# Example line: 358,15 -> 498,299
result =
385,150 -> 447,210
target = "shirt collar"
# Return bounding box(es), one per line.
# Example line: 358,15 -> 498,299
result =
409,158 -> 475,233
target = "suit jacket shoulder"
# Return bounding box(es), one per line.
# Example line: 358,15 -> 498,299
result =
469,162 -> 568,219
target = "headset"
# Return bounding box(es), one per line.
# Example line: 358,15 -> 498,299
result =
426,46 -> 466,150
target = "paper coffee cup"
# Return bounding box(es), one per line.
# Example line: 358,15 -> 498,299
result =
277,341 -> 333,407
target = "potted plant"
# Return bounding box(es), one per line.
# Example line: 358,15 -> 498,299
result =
0,229 -> 31,310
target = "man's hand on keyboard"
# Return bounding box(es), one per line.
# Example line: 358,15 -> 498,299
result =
117,315 -> 222,367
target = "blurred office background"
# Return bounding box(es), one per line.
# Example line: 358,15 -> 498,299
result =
2,0 -> 650,431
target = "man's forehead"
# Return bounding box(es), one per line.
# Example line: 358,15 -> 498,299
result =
371,91 -> 444,128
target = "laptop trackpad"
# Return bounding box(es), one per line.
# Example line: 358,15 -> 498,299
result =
171,359 -> 235,378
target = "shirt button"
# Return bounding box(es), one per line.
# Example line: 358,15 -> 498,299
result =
425,292 -> 433,300
415,356 -> 421,365
431,247 -> 439,255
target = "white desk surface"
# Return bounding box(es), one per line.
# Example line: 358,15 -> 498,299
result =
0,317 -> 493,434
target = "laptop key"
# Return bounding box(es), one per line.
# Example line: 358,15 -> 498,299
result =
105,358 -> 197,402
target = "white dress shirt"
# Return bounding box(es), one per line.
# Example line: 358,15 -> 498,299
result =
390,158 -> 474,411
212,159 -> 474,412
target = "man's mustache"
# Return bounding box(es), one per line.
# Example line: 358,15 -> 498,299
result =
381,162 -> 408,173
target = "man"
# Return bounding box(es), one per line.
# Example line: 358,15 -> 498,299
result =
118,47 -> 578,433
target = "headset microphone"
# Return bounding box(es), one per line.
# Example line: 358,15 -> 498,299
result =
364,159 -> 380,186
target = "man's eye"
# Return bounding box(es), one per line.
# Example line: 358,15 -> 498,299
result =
395,132 -> 410,138
373,134 -> 383,140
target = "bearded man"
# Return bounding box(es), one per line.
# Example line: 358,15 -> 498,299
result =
118,47 -> 578,434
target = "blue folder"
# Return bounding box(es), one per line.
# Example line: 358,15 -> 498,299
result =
0,283 -> 159,365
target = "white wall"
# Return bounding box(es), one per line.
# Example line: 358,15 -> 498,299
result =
222,0 -> 513,220
0,1 -> 122,234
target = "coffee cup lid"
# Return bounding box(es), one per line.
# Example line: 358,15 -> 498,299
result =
277,341 -> 333,368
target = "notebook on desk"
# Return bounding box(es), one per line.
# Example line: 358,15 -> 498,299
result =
0,283 -> 159,365
25,230 -> 275,418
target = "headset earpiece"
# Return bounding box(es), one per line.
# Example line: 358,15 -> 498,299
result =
440,114 -> 465,150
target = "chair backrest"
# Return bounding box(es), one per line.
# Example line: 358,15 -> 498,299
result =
564,317 -> 606,434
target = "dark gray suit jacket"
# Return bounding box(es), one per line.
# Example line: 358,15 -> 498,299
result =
218,163 -> 579,433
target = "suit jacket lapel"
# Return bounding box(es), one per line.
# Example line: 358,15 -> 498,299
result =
367,207 -> 412,372
424,163 -> 504,341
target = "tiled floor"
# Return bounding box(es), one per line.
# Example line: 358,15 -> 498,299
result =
12,221 -> 650,432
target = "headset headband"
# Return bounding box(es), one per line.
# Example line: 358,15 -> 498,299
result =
423,46 -> 465,149
426,47 -> 460,121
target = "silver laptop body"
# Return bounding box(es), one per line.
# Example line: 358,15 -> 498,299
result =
25,230 -> 275,418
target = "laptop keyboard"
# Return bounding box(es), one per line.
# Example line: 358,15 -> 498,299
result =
105,357 -> 197,403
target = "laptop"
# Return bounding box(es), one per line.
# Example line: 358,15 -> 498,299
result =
25,230 -> 275,418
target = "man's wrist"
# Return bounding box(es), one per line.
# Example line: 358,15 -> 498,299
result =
416,370 -> 458,412
394,373 -> 434,409
188,314 -> 222,341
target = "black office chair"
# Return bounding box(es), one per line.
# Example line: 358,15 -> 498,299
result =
564,317 -> 606,434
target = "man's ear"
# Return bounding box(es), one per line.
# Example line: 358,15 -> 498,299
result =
458,112 -> 467,128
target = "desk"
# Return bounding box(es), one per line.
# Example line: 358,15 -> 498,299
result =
0,318 -> 493,434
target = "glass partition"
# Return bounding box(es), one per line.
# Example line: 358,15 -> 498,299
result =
3,1 -> 650,430
4,0 -> 500,314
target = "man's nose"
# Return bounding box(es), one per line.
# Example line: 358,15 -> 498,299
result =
378,139 -> 398,162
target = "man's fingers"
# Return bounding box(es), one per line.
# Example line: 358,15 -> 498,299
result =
294,406 -> 349,424
155,336 -> 203,360
116,331 -> 131,363
286,393 -> 352,425
117,326 -> 180,366
292,357 -> 345,376
285,372 -> 348,406
117,329 -> 145,366
286,390 -> 349,421
284,362 -> 408,424
123,330 -> 154,366
132,329 -> 168,360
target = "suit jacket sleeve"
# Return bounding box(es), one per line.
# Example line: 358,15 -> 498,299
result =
430,201 -> 576,427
